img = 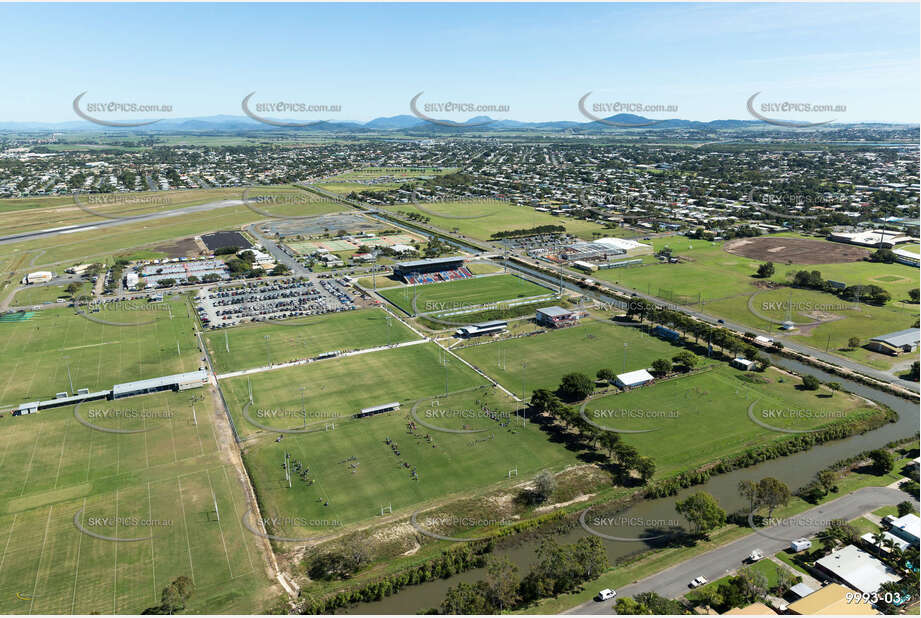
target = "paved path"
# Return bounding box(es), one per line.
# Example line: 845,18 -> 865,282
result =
565,486 -> 918,614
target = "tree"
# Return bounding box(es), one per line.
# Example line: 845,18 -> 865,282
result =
532,470 -> 557,504
558,372 -> 594,401
439,581 -> 490,614
737,565 -> 769,600
675,491 -> 726,536
635,456 -> 656,483
147,576 -> 194,615
596,368 -> 616,384
757,478 -> 791,518
897,501 -> 916,517
738,480 -> 759,514
672,351 -> 697,371
909,288 -> 920,303
801,374 -> 820,391
910,361 -> 920,381
270,264 -> 290,276
847,336 -> 861,350
756,262 -> 775,278
650,358 -> 672,377
868,449 -> 895,475
816,469 -> 838,494
65,282 -> 81,295
483,556 -> 520,612
774,564 -> 797,595
530,389 -> 560,415
614,597 -> 648,615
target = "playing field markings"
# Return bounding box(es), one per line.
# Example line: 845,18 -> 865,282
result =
52,430 -> 68,488
18,424 -> 45,497
70,499 -> 85,614
0,431 -> 14,469
0,513 -> 19,580
220,466 -> 256,573
175,477 -> 196,585
146,482 -> 157,604
113,487 -> 119,613
28,505 -> 54,615
207,470 -> 234,578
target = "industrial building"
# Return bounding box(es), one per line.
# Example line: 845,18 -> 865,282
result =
867,328 -> 920,355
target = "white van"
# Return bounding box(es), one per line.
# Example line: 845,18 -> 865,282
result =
595,589 -> 616,601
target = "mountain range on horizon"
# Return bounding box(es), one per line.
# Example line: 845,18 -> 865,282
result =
0,113 -> 916,133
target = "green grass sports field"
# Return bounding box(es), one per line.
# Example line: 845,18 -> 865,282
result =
379,274 -> 554,316
203,308 -> 421,374
0,390 -> 273,614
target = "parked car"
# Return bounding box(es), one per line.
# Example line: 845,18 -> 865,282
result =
689,576 -> 708,588
595,589 -> 616,601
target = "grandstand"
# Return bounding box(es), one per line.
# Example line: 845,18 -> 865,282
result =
455,320 -> 508,338
393,256 -> 472,284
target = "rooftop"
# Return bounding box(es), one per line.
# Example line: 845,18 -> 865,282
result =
815,545 -> 900,595
870,328 -> 920,347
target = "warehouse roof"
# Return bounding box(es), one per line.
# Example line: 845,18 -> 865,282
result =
870,328 -> 920,347
112,369 -> 207,396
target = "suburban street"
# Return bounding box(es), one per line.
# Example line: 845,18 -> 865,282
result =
566,487 -> 919,614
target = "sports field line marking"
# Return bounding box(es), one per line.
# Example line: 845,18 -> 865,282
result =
52,430 -> 68,489
176,478 -> 196,585
207,470 -> 234,578
0,513 -> 19,580
28,505 -> 54,615
113,487 -> 119,614
0,431 -> 14,469
70,498 -> 85,614
18,424 -> 45,497
147,482 -> 157,604
220,465 -> 256,573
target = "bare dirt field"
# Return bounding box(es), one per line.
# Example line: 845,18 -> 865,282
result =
724,236 -> 869,264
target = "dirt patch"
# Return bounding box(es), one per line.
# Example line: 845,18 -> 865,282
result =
151,237 -> 205,258
724,237 -> 869,264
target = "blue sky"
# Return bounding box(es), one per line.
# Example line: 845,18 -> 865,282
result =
1,2 -> 918,123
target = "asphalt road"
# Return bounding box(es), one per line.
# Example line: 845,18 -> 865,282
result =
566,486 -> 918,614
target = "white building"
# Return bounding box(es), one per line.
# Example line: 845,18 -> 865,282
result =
125,272 -> 140,289
615,369 -> 655,389
815,545 -> 900,595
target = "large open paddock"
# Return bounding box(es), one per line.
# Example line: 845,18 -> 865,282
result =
203,308 -> 421,374
580,365 -> 886,477
456,317 -> 696,399
380,199 -> 606,241
0,390 -> 273,614
0,300 -> 201,409
379,274 -> 554,316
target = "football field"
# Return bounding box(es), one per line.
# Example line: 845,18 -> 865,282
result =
203,308 -> 422,374
0,390 -> 273,614
379,274 -> 554,316
0,300 -> 201,409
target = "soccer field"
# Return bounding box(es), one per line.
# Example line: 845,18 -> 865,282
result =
379,274 -> 554,316
227,367 -> 581,536
0,300 -> 201,409
203,309 -> 422,374
221,343 -> 489,438
456,318 -> 696,398
0,390 -> 273,614
581,366 -> 886,477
